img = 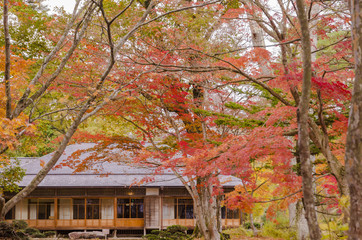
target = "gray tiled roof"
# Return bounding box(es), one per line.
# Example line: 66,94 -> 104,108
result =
16,143 -> 241,188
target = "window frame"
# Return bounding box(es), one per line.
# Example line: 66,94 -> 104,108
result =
116,198 -> 144,219
174,198 -> 194,219
27,198 -> 55,220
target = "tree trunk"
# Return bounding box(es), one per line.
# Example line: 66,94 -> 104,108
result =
295,0 -> 321,239
0,106 -> 88,217
249,213 -> 258,237
0,195 -> 5,221
3,0 -> 11,118
308,120 -> 349,196
247,5 -> 269,76
289,200 -> 310,240
247,10 -> 311,238
346,0 -> 362,239
192,178 -> 222,240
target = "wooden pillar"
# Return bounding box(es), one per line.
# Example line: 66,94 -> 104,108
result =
160,196 -> 163,230
113,197 -> 117,228
176,198 -> 179,226
226,209 -> 228,226
54,198 -> 58,228
36,199 -> 38,227
84,198 -> 87,228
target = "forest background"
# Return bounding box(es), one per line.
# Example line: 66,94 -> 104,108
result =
0,0 -> 361,240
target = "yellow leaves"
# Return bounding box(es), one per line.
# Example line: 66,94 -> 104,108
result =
0,47 -> 34,89
29,145 -> 37,154
338,195 -> 349,208
58,96 -> 69,104
320,221 -> 338,231
320,221 -> 348,240
0,112 -> 34,150
40,159 -> 45,167
29,83 -> 36,91
0,156 -> 10,169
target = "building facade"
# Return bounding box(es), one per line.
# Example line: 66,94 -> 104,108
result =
5,143 -> 241,233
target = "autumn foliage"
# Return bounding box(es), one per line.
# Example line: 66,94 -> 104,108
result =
1,0 -> 359,239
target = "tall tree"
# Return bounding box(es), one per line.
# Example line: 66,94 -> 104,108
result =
134,0 -> 353,237
295,0 -> 321,238
1,0 -> 219,220
346,0 -> 362,238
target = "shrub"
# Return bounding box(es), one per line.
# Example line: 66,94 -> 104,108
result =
143,225 -> 189,240
243,222 -> 261,229
15,230 -> 29,240
223,226 -> 253,238
12,220 -> 28,230
320,221 -> 348,240
166,225 -> 188,234
32,232 -> 46,238
221,232 -> 230,240
43,230 -> 56,237
24,227 -> 40,236
260,221 -> 296,239
0,221 -> 17,238
260,216 -> 297,240
0,221 -> 29,240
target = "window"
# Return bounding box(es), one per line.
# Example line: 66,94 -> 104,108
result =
38,199 -> 54,219
175,198 -> 193,219
5,207 -> 15,219
73,199 -> 85,219
58,199 -> 72,219
117,198 -> 143,218
221,207 -> 239,219
28,199 -> 54,220
86,199 -> 100,219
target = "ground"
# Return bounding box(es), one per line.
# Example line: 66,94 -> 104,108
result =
29,237 -> 284,240
231,238 -> 282,240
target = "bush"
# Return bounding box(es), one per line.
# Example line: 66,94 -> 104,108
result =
0,221 -> 17,239
12,220 -> 28,230
43,230 -> 56,237
15,230 -> 29,240
166,225 -> 188,234
260,221 -> 296,239
0,221 -> 29,240
243,222 -> 261,229
0,220 -> 48,239
143,225 -> 189,240
221,232 -> 230,240
259,215 -> 297,240
223,226 -> 253,238
24,227 -> 40,236
32,232 -> 46,238
320,221 -> 348,240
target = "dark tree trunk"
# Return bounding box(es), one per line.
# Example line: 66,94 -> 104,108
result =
295,0 -> 321,239
0,196 -> 5,221
3,0 -> 12,118
346,0 -> 362,239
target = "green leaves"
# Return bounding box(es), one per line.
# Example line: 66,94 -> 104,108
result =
4,0 -> 52,59
0,159 -> 25,193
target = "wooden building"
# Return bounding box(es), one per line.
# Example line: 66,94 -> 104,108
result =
5,143 -> 241,234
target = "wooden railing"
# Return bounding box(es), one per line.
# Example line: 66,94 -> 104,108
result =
162,218 -> 241,229
222,219 -> 241,227
163,219 -> 195,227
22,218 -> 239,230
24,218 -> 143,230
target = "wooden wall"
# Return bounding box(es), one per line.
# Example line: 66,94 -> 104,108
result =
7,187 -> 241,230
